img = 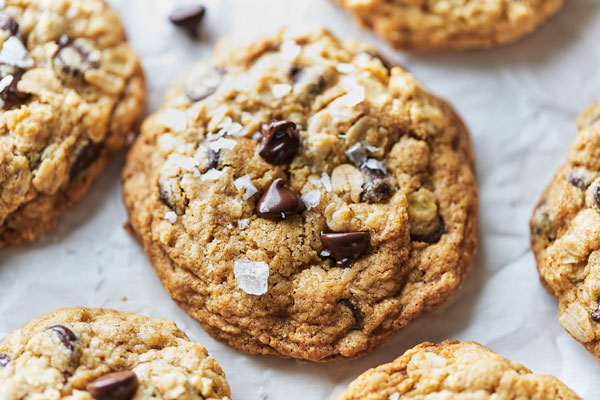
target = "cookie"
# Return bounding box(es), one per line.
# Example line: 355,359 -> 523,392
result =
335,340 -> 581,399
530,102 -> 600,361
332,0 -> 564,51
0,307 -> 231,399
0,0 -> 145,247
122,28 -> 478,361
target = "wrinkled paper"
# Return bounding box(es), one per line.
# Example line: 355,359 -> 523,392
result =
2,0 -> 600,398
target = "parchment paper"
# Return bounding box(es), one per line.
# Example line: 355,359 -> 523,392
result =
2,0 -> 600,398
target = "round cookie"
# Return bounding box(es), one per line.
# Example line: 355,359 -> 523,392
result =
0,307 -> 231,399
332,0 -> 564,51
335,340 -> 581,399
122,28 -> 478,361
0,0 -> 145,247
531,102 -> 600,361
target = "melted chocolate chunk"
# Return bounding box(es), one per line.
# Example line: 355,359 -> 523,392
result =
256,178 -> 304,219
321,232 -> 370,268
567,173 -> 585,190
258,120 -> 301,165
158,178 -> 186,215
54,37 -> 99,77
338,299 -> 363,329
360,164 -> 392,203
0,353 -> 10,367
592,308 -> 600,323
0,69 -> 28,103
594,183 -> 600,210
290,67 -> 303,83
169,4 -> 206,38
185,64 -> 223,102
410,217 -> 445,244
86,371 -> 138,400
70,141 -> 101,179
46,325 -> 77,351
0,12 -> 18,35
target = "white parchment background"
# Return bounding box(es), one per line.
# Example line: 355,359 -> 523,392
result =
2,0 -> 600,398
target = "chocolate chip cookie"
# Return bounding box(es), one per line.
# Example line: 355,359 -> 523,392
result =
332,0 -> 564,51
335,341 -> 581,399
0,0 -> 145,247
0,307 -> 231,399
122,28 -> 478,361
530,102 -> 600,361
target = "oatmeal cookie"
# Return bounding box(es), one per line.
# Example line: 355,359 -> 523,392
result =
0,307 -> 231,399
531,102 -> 600,361
0,0 -> 145,247
332,0 -> 564,51
122,28 -> 478,361
336,341 -> 580,399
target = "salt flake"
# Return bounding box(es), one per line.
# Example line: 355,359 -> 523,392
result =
0,37 -> 34,68
336,63 -> 355,73
168,153 -> 197,172
280,39 -> 301,61
201,168 -> 224,181
364,158 -> 387,173
164,211 -> 177,223
272,83 -> 292,99
234,175 -> 258,200
321,172 -> 332,192
389,393 -> 400,400
157,109 -> 188,132
207,137 -> 236,151
238,218 -> 250,230
234,259 -> 269,295
345,143 -> 367,166
301,190 -> 321,211
0,74 -> 13,92
320,250 -> 330,257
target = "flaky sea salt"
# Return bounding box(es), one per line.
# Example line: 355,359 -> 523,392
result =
217,116 -> 233,130
238,218 -> 250,230
321,172 -> 332,192
0,74 -> 12,92
389,393 -> 400,400
168,153 -> 197,172
320,250 -> 330,257
157,109 -> 187,132
272,83 -> 292,99
308,176 -> 323,188
226,223 -> 233,229
234,175 -> 258,200
0,37 -> 34,68
345,143 -> 367,166
364,158 -> 387,173
336,63 -> 355,73
227,122 -> 246,137
301,190 -> 321,211
234,259 -> 269,295
164,211 -> 177,223
207,137 -> 236,151
201,168 -> 225,181
280,39 -> 301,61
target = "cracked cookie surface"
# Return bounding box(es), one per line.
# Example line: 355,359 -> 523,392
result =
0,307 -> 231,400
332,0 -> 564,51
122,28 -> 478,361
0,0 -> 145,247
531,102 -> 600,361
335,341 -> 581,399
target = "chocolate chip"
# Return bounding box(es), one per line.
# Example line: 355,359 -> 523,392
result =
410,217 -> 445,243
86,371 -> 138,400
207,148 -> 220,170
45,325 -> 77,351
0,69 -> 28,103
0,353 -> 10,367
70,141 -> 101,179
256,178 -> 304,220
185,64 -> 223,102
158,177 -> 187,215
360,163 -> 393,203
321,232 -> 370,268
592,307 -> 600,323
54,36 -> 99,77
258,120 -> 301,165
567,173 -> 585,190
308,76 -> 326,96
338,299 -> 363,329
169,4 -> 206,38
0,12 -> 18,35
594,183 -> 600,210
290,67 -> 303,83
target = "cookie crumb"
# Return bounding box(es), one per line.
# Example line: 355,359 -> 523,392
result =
301,190 -> 321,210
201,168 -> 224,181
234,259 -> 269,295
280,39 -> 301,61
336,63 -> 355,73
238,218 -> 249,230
157,108 -> 187,131
272,83 -> 292,99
